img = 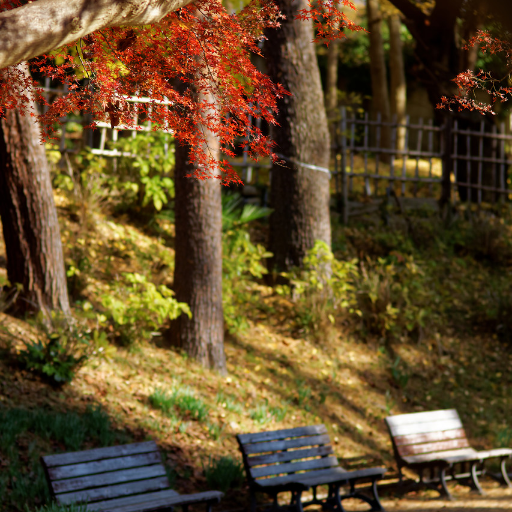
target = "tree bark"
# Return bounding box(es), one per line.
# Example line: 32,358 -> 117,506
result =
0,0 -> 196,70
367,0 -> 391,156
388,13 -> 406,151
266,0 -> 331,273
0,65 -> 70,317
168,88 -> 226,374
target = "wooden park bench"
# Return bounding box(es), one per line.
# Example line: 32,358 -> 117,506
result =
385,409 -> 512,499
237,424 -> 386,512
41,441 -> 223,512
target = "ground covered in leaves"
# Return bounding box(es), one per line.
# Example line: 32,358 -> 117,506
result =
1,194 -> 512,511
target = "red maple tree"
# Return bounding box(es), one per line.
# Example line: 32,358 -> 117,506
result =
0,0 -> 360,184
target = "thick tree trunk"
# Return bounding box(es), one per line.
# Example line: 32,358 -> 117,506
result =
266,0 -> 331,273
0,65 -> 70,317
388,13 -> 406,152
168,90 -> 226,374
367,0 -> 391,156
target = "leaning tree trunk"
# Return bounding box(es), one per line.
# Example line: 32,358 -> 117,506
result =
168,88 -> 226,374
266,0 -> 331,273
388,12 -> 407,152
367,0 -> 391,158
0,64 -> 70,317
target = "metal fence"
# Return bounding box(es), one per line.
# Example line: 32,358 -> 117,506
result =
334,107 -> 512,222
45,87 -> 512,222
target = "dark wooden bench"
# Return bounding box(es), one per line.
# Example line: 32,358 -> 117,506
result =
385,409 -> 512,499
237,424 -> 386,512
41,441 -> 223,511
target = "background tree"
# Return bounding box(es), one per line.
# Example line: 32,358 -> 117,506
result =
0,63 -> 70,317
367,0 -> 391,156
266,0 -> 332,273
387,9 -> 407,151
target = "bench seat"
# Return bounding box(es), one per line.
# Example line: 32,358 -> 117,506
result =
41,441 -> 223,512
385,409 -> 512,499
237,424 -> 386,512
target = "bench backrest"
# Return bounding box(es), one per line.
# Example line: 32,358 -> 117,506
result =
385,409 -> 473,464
237,425 -> 339,485
41,441 -> 175,507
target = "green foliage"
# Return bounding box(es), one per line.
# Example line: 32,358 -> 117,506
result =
16,312 -> 106,386
216,391 -> 243,414
222,193 -> 272,334
150,387 -> 209,422
101,272 -> 190,345
112,132 -> 175,212
277,240 -> 358,340
203,456 -> 245,493
390,357 -> 409,389
355,255 -> 431,340
250,400 -> 288,424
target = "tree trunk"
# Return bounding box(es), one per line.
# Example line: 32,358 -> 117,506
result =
325,38 -> 340,147
168,89 -> 226,374
388,13 -> 406,152
0,69 -> 70,317
367,0 -> 391,157
266,0 -> 331,273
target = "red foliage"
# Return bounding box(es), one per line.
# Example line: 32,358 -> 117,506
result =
437,30 -> 512,116
0,0 -> 358,184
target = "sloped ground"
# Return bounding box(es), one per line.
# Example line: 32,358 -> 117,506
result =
1,201 -> 512,511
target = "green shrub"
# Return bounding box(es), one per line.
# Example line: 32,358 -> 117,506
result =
150,387 -> 209,421
222,193 -> 272,334
203,456 -> 245,493
16,312 -> 106,386
277,240 -> 358,340
354,254 -> 432,340
101,272 -> 190,345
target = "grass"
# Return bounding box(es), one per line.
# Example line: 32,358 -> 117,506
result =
2,181 -> 512,510
149,386 -> 210,421
0,406 -> 126,511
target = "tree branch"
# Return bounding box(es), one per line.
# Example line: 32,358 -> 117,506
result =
385,0 -> 425,23
0,0 -> 196,70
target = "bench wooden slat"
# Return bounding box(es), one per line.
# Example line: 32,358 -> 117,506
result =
238,425 -> 327,445
386,409 -> 459,427
295,467 -> 387,488
247,445 -> 334,467
56,476 -> 170,504
52,465 -> 167,494
242,434 -> 332,455
402,448 -> 479,466
256,467 -> 347,488
87,490 -> 223,512
394,429 -> 467,446
398,438 -> 471,457
477,448 -> 512,458
250,455 -> 339,479
47,452 -> 162,480
387,419 -> 463,437
43,442 -> 158,468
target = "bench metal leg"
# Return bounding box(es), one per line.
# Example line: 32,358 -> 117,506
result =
469,462 -> 484,495
438,468 -> 453,500
250,489 -> 258,512
500,457 -> 512,488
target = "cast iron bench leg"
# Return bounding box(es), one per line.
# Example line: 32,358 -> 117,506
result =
439,467 -> 453,500
469,462 -> 484,494
500,457 -> 512,488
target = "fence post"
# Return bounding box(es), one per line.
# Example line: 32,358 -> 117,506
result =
440,113 -> 453,215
